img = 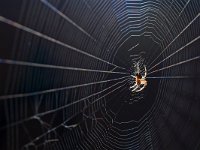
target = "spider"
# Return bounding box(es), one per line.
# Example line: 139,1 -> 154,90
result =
130,63 -> 147,93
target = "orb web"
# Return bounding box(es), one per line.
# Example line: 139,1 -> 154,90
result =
0,0 -> 200,150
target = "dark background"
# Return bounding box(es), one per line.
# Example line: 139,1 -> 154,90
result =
0,0 -> 200,150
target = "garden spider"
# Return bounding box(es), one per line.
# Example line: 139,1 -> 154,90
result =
130,62 -> 147,93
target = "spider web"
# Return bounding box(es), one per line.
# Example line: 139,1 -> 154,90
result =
0,0 -> 200,150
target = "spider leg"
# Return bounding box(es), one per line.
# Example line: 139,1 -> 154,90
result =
143,65 -> 147,78
135,85 -> 145,92
131,84 -> 139,92
130,83 -> 137,90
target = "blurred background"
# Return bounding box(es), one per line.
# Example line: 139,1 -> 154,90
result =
0,0 -> 200,149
